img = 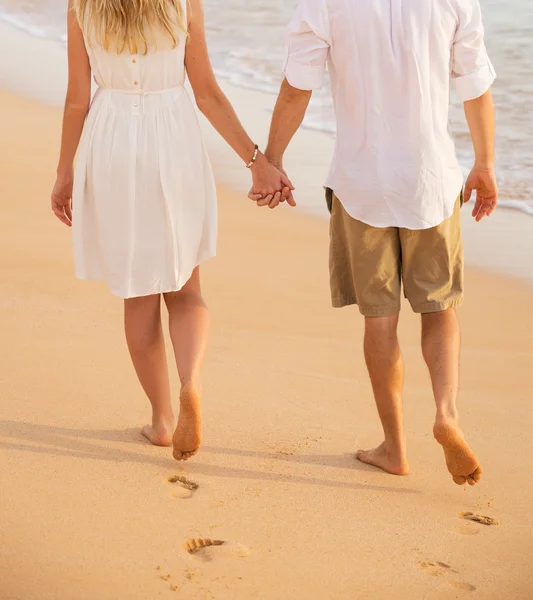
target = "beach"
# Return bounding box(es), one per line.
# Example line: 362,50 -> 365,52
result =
1,22 -> 533,600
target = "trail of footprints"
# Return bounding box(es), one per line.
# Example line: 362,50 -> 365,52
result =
419,511 -> 499,592
163,473 -> 498,594
158,474 -> 250,592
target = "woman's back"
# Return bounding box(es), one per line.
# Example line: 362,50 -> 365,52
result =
80,0 -> 187,92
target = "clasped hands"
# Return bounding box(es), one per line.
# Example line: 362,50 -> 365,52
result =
247,154 -> 296,209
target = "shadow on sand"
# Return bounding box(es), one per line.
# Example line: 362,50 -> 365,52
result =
0,420 -> 420,495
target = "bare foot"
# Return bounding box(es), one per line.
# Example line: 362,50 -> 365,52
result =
173,383 -> 202,461
141,418 -> 173,447
355,442 -> 410,476
433,423 -> 482,486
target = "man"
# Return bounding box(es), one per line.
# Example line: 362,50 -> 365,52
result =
253,0 -> 497,485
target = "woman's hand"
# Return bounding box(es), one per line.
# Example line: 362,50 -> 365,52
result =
51,175 -> 74,227
249,154 -> 296,209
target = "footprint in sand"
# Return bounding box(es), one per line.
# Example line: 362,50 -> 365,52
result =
460,512 -> 499,526
183,539 -> 225,554
420,562 -> 476,592
183,538 -> 251,561
168,475 -> 199,499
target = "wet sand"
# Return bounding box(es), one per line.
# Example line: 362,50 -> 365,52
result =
1,90 -> 533,599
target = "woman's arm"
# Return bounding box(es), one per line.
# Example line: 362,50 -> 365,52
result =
51,0 -> 91,226
185,0 -> 294,206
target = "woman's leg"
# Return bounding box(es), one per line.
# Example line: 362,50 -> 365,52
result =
163,267 -> 210,460
124,294 -> 174,446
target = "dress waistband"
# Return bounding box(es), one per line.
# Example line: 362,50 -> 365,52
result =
98,85 -> 184,96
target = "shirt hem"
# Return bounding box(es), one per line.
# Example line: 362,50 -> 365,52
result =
326,182 -> 463,230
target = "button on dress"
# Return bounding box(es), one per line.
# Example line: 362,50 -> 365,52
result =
72,5 -> 217,298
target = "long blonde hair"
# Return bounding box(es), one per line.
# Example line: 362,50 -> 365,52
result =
74,0 -> 187,55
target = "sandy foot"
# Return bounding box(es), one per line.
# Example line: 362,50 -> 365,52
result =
173,384 -> 202,461
434,423 -> 482,486
355,442 -> 410,476
141,421 -> 173,447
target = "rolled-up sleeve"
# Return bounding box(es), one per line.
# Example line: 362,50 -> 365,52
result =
283,0 -> 331,91
452,0 -> 496,102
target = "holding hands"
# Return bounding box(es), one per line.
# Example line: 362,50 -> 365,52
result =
247,151 -> 296,209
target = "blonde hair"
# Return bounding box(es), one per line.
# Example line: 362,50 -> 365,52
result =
74,0 -> 187,55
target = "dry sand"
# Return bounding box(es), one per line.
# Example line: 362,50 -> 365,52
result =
1,90 -> 533,599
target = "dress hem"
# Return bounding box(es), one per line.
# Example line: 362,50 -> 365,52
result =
75,252 -> 216,299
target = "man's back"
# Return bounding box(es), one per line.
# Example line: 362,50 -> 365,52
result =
284,0 -> 495,228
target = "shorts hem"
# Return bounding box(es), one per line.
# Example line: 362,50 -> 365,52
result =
411,297 -> 464,315
332,296 -> 401,317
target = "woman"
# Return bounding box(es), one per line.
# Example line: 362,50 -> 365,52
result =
51,0 -> 293,460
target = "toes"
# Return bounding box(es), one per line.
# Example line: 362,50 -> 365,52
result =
468,468 -> 483,485
173,449 -> 198,462
453,475 -> 467,485
182,449 -> 199,460
355,453 -> 369,465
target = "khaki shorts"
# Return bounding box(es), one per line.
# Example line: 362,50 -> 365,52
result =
328,190 -> 464,317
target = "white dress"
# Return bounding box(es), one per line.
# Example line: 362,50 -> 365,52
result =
72,7 -> 217,299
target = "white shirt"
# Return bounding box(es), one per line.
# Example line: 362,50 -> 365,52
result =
283,0 -> 496,230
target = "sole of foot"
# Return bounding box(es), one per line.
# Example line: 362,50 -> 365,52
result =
355,443 -> 410,476
141,422 -> 173,447
433,423 -> 482,486
173,384 -> 203,461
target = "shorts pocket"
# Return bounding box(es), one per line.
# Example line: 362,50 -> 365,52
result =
325,187 -> 334,214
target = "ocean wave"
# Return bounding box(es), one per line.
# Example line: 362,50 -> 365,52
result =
0,12 -> 66,42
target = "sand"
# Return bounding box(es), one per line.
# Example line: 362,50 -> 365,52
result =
1,89 -> 533,600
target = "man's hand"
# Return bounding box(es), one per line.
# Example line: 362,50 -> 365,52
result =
464,166 -> 498,222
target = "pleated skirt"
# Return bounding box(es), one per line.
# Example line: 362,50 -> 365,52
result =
72,86 -> 218,299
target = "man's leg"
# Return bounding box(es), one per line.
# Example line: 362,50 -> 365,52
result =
328,193 -> 408,474
421,308 -> 460,426
422,308 -> 482,485
356,314 -> 409,475
403,197 -> 482,485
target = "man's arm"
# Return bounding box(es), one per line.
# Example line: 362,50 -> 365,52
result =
250,80 -> 311,207
265,79 -> 312,169
463,89 -> 498,221
451,0 -> 497,221
250,0 -> 330,208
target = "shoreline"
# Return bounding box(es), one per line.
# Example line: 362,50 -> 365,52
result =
0,21 -> 532,283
